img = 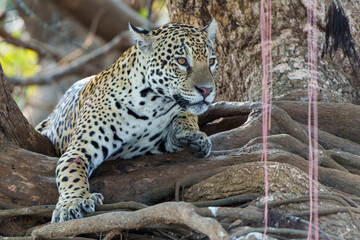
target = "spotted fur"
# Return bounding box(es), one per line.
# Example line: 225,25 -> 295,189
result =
36,20 -> 218,223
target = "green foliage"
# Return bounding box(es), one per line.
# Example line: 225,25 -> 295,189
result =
138,7 -> 148,19
1,0 -> 39,78
0,42 -> 40,106
152,0 -> 166,12
138,0 -> 166,19
0,42 -> 39,78
10,29 -> 22,38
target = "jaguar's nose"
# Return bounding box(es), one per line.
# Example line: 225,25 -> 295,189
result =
195,86 -> 213,99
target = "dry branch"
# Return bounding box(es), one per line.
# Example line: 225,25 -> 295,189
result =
0,201 -> 148,222
31,202 -> 229,240
5,31 -> 129,86
0,26 -> 59,59
53,0 -> 156,42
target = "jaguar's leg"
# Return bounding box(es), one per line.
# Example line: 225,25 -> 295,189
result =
51,116 -> 123,222
171,111 -> 211,157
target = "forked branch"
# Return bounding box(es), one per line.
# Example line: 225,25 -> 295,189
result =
31,202 -> 229,240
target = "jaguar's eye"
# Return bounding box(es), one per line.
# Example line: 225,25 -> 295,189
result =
177,57 -> 188,66
209,58 -> 216,66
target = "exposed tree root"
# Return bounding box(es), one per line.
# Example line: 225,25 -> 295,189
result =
190,194 -> 262,207
230,227 -> 342,240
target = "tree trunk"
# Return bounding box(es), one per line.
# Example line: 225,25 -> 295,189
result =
0,64 -> 55,156
166,0 -> 360,103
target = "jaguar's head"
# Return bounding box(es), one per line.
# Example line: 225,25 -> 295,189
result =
129,19 -> 218,115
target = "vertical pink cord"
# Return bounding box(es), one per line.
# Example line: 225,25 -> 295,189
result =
260,0 -> 272,238
307,3 -> 313,237
312,3 -> 319,238
261,1 -> 319,239
307,0 -> 319,239
267,0 -> 273,129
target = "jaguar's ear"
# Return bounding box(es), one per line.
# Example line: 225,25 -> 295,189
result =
129,23 -> 152,53
202,18 -> 217,42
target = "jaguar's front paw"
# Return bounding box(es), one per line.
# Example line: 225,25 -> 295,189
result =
177,131 -> 212,157
51,193 -> 104,223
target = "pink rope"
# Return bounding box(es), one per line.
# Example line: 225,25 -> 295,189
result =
260,0 -> 272,238
307,0 -> 319,239
267,0 -> 273,129
261,1 -> 319,239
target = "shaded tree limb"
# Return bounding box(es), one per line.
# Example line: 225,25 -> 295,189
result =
258,193 -> 350,209
103,229 -> 122,240
293,206 -> 360,217
14,0 -> 85,50
190,194 -> 262,208
0,26 -> 59,59
0,201 -> 148,222
5,31 -> 129,86
57,8 -> 105,65
53,0 -> 156,42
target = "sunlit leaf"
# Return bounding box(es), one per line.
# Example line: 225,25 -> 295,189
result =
138,7 -> 148,19
11,29 -> 22,38
0,42 -> 39,78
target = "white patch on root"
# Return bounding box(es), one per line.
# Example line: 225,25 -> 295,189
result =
208,206 -> 219,217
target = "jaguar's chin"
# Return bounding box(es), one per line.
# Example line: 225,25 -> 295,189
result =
173,95 -> 211,115
186,102 -> 209,115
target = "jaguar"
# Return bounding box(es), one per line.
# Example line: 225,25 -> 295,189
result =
36,19 -> 218,222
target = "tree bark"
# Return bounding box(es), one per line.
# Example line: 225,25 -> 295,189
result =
0,64 -> 55,156
166,0 -> 360,104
